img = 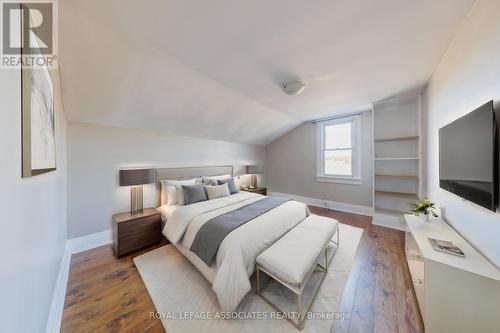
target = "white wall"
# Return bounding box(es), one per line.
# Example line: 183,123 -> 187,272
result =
67,122 -> 265,238
424,0 -> 500,268
0,69 -> 67,332
265,111 -> 373,209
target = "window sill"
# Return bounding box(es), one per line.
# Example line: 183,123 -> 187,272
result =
316,176 -> 362,185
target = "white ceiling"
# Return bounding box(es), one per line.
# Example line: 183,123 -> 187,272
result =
59,0 -> 474,146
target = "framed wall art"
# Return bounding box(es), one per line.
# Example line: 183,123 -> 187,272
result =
21,9 -> 56,178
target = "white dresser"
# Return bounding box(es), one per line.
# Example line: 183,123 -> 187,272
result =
404,214 -> 500,333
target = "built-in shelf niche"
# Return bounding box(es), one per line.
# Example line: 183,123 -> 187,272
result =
374,193 -> 415,214
374,157 -> 419,160
372,95 -> 422,230
375,190 -> 418,200
374,159 -> 419,176
375,177 -> 418,195
375,175 -> 418,180
374,140 -> 418,159
374,136 -> 419,142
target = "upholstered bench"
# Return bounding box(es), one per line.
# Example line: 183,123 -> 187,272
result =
256,215 -> 339,330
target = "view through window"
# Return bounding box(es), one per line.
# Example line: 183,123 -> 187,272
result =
323,121 -> 352,176
316,114 -> 361,184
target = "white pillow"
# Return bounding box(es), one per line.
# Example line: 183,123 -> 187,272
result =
205,183 -> 231,200
175,185 -> 185,205
160,182 -> 175,206
165,185 -> 178,205
202,174 -> 231,185
161,178 -> 199,205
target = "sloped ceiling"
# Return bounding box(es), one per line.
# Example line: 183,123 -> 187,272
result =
59,0 -> 474,146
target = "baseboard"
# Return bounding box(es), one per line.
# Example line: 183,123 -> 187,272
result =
66,229 -> 113,255
45,230 -> 113,333
269,191 -> 374,216
45,248 -> 71,333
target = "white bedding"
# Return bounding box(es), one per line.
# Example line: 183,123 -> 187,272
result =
157,204 -> 179,221
161,192 -> 309,312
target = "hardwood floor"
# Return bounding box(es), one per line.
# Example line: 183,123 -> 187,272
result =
309,207 -> 424,333
61,207 -> 424,333
61,244 -> 166,332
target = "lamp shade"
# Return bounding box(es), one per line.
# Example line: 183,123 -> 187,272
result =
119,169 -> 154,186
246,165 -> 264,175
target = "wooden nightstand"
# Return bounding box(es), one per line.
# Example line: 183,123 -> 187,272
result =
242,187 -> 267,195
112,208 -> 162,258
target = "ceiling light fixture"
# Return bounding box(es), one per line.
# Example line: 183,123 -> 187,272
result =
283,81 -> 306,96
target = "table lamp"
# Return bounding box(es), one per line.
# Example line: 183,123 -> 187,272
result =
119,168 -> 154,214
246,165 -> 264,189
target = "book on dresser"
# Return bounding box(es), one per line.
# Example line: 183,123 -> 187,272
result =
428,238 -> 465,257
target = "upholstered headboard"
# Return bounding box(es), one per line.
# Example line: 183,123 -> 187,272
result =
155,165 -> 234,206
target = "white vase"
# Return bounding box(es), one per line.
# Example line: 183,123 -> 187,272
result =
423,213 -> 430,222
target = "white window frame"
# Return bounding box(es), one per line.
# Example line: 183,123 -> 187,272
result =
316,115 -> 362,185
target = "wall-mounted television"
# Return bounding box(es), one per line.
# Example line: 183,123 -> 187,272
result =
439,101 -> 497,211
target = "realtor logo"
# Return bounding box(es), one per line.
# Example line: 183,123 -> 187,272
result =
1,1 -> 57,68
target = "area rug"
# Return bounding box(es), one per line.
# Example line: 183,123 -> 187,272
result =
134,223 -> 363,333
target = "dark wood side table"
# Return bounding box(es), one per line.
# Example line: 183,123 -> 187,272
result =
112,208 -> 162,258
242,187 -> 267,195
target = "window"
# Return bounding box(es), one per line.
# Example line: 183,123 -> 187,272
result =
316,115 -> 362,184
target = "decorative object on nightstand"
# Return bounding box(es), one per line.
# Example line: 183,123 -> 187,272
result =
246,165 -> 264,189
243,187 -> 267,195
409,198 -> 438,222
119,168 -> 154,214
113,208 -> 161,258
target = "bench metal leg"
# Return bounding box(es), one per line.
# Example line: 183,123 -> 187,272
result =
336,226 -> 340,246
298,292 -> 304,330
319,226 -> 340,271
256,266 -> 260,295
325,246 -> 329,271
328,226 -> 340,264
330,225 -> 340,247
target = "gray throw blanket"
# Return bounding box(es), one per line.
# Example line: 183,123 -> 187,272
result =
190,196 -> 291,266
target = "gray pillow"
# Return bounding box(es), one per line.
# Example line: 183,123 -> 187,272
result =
182,184 -> 208,205
205,183 -> 231,200
217,178 -> 239,194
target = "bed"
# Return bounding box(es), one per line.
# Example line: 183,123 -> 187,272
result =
155,166 -> 309,312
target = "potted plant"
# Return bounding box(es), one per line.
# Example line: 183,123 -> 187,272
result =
409,198 -> 438,222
